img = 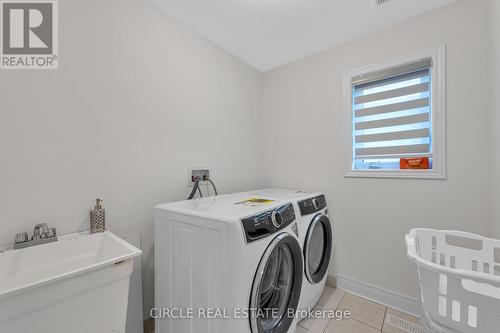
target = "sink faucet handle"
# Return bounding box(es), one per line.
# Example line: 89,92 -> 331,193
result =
47,228 -> 56,238
15,232 -> 29,244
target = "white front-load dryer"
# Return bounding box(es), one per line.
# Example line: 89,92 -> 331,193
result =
155,193 -> 303,333
237,189 -> 333,312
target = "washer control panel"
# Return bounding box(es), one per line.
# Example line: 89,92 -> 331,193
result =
241,203 -> 296,243
298,195 -> 327,216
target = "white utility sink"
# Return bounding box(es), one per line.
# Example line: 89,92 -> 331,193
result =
0,231 -> 142,333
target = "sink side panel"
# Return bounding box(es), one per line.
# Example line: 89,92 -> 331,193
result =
0,260 -> 133,333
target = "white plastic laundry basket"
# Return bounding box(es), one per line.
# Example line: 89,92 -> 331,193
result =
406,229 -> 500,333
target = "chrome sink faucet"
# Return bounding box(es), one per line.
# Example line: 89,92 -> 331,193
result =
14,223 -> 57,249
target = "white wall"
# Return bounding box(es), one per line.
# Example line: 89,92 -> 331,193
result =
490,0 -> 500,238
2,0 -> 498,320
261,0 -> 492,302
0,0 -> 263,318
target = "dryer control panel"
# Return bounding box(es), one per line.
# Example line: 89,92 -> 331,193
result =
241,203 -> 296,243
298,194 -> 327,216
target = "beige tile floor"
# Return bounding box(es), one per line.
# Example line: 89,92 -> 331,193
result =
298,287 -> 423,333
147,287 -> 422,333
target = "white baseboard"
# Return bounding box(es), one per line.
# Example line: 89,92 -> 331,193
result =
336,275 -> 420,317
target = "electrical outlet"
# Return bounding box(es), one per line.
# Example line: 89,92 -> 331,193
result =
188,168 -> 210,186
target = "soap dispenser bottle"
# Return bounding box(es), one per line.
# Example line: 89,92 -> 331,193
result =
90,198 -> 105,233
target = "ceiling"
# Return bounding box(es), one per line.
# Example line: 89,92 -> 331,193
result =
149,0 -> 460,72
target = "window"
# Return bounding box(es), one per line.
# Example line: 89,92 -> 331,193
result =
344,46 -> 446,179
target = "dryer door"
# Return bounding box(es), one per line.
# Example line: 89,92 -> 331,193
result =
304,213 -> 332,284
250,232 -> 303,333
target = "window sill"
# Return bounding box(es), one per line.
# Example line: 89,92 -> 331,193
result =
345,169 -> 446,180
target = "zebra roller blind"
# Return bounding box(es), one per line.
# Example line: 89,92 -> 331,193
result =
352,58 -> 432,170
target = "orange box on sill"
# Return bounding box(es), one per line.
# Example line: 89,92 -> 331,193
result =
400,157 -> 430,169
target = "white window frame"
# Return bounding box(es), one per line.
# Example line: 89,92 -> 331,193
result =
343,45 -> 447,179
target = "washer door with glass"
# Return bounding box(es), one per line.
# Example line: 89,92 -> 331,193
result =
304,213 -> 332,284
250,232 -> 303,333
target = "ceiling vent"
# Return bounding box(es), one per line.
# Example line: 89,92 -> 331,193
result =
372,0 -> 391,7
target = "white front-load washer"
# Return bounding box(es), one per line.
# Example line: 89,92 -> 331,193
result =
237,189 -> 333,312
154,193 -> 304,333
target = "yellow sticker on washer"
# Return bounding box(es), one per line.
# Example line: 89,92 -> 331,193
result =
235,198 -> 275,205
